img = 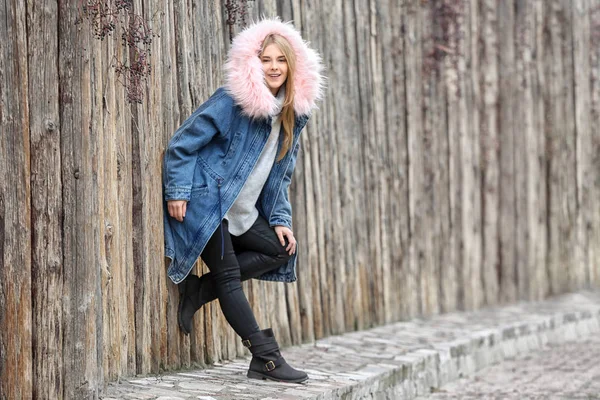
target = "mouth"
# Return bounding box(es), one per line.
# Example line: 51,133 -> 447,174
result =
268,73 -> 281,78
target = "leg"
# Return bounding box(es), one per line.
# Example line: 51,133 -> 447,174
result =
177,215 -> 290,334
197,219 -> 259,339
231,214 -> 292,279
178,218 -> 307,383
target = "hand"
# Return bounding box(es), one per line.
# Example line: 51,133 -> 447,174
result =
274,225 -> 296,255
167,200 -> 187,222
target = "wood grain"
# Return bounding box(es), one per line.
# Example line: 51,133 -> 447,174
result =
1,1 -> 600,397
27,0 -> 64,397
0,0 -> 33,398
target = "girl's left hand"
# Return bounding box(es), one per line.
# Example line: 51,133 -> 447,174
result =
274,225 -> 296,255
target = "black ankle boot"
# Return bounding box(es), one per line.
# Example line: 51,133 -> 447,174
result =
177,274 -> 213,335
243,328 -> 308,383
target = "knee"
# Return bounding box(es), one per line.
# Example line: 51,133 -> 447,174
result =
275,239 -> 292,263
212,263 -> 241,286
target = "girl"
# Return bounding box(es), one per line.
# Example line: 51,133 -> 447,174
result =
162,18 -> 324,383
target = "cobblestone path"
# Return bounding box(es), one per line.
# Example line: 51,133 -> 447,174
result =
420,335 -> 600,399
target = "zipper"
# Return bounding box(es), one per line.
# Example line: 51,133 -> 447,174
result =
218,177 -> 224,260
216,121 -> 270,258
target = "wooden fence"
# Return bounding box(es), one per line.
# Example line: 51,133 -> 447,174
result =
1,0 -> 599,398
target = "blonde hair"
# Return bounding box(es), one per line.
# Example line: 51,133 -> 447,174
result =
260,34 -> 296,162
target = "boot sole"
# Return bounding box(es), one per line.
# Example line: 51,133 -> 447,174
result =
247,370 -> 308,384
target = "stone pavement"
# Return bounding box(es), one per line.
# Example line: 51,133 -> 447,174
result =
417,335 -> 600,399
101,291 -> 600,400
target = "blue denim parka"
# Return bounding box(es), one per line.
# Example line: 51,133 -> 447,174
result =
163,88 -> 310,284
163,17 -> 324,284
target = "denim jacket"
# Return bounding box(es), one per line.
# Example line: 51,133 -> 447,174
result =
163,88 -> 309,284
163,17 -> 324,284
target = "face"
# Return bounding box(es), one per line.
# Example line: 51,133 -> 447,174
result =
261,43 -> 288,95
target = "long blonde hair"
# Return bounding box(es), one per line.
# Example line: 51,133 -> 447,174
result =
260,34 -> 296,161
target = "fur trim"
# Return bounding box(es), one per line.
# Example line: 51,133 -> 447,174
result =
224,17 -> 325,119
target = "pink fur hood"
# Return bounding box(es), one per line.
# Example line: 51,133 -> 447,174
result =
224,17 -> 325,119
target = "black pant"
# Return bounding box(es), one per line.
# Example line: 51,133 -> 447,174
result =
200,215 -> 291,339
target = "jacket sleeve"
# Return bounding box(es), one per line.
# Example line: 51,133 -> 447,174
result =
269,139 -> 301,229
163,90 -> 233,201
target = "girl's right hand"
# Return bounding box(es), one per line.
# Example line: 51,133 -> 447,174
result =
167,200 -> 187,222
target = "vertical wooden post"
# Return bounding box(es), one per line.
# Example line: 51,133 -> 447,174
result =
27,0 -> 64,397
0,1 -> 33,398
572,0 -> 594,289
58,0 -> 104,396
478,0 -> 501,306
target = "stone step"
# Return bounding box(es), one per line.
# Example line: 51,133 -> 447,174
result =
101,290 -> 600,400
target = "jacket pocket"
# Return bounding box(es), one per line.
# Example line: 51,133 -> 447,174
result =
197,156 -> 223,183
222,130 -> 242,166
190,184 -> 209,198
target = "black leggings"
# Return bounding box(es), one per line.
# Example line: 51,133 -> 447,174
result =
200,215 -> 291,339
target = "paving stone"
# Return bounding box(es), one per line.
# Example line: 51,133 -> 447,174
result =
100,290 -> 600,400
418,335 -> 600,399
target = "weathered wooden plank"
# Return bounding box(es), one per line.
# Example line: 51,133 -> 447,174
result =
423,0 -> 455,315
166,0 -> 187,370
301,0 -> 336,337
478,0 -> 500,306
0,0 -> 33,398
310,0 -> 353,335
341,0 -> 371,331
426,2 -> 456,314
443,0 -> 468,310
379,0 -> 411,321
147,0 -> 170,373
589,0 -> 600,287
99,3 -> 128,382
325,0 -> 347,335
531,0 -> 548,300
514,0 -> 539,300
92,24 -> 108,391
129,0 -> 153,374
58,0 -> 104,395
400,0 -> 423,318
372,0 -> 404,323
26,0 -> 64,397
417,0 -> 441,317
572,0 -> 594,289
358,0 -> 383,323
293,128 -> 316,343
357,0 -> 387,323
544,0 -> 578,295
463,0 -> 483,310
113,30 -> 137,377
128,0 -> 176,374
497,0 -> 518,303
257,0 -> 276,18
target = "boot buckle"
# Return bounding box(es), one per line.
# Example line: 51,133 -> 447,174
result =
242,339 -> 251,348
265,361 -> 276,372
